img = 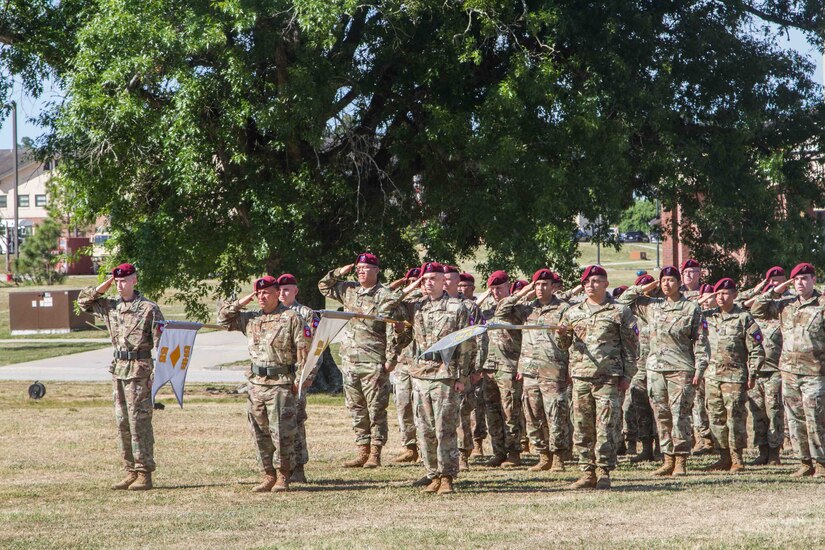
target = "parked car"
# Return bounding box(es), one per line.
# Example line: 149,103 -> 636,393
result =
622,231 -> 650,243
574,229 -> 590,242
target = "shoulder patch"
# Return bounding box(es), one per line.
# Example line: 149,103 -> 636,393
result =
312,317 -> 320,328
702,319 -> 708,331
633,323 -> 639,336
304,326 -> 312,338
752,328 -> 763,344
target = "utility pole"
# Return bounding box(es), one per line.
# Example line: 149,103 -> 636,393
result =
12,101 -> 18,265
655,198 -> 660,268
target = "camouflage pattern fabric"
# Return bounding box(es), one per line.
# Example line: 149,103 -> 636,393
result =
648,371 -> 696,455
413,378 -> 461,478
289,301 -> 320,466
247,384 -> 298,472
571,376 -> 621,471
394,354 -> 417,448
522,376 -> 571,454
748,371 -> 785,448
112,376 -> 155,473
782,371 -> 825,463
343,364 -> 391,446
706,380 -> 748,450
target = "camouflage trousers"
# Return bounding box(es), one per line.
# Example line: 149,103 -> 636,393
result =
482,370 -> 523,458
706,379 -> 748,450
572,376 -> 620,471
522,375 -> 571,454
748,371 -> 784,449
648,371 -> 696,455
112,376 -> 155,473
457,381 -> 477,451
782,372 -> 825,463
247,383 -> 297,473
294,393 -> 309,466
342,362 -> 391,446
692,378 -> 712,439
393,366 -> 417,448
624,369 -> 656,442
472,381 -> 487,440
412,378 -> 461,479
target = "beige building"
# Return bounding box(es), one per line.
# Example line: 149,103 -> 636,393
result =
0,148 -> 53,253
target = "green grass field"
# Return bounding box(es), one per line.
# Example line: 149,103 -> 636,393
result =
1,381 -> 823,549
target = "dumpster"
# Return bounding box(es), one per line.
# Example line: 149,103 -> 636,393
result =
8,290 -> 96,335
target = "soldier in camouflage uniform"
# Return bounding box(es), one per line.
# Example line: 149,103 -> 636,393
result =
739,266 -> 787,465
78,263 -> 163,491
622,266 -> 709,476
318,253 -> 401,468
751,262 -> 825,478
557,265 -> 637,490
395,262 -> 473,494
701,278 -> 765,473
277,273 -> 320,483
477,270 -> 525,467
218,276 -> 307,492
459,272 -> 489,458
499,269 -> 571,473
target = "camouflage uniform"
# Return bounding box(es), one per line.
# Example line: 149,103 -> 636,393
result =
288,301 -> 320,467
557,297 -> 637,472
497,294 -> 571,457
318,268 -> 400,447
752,289 -> 825,467
218,301 -> 306,474
704,305 -> 765,450
457,297 -> 484,453
397,293 -> 472,480
480,294 -> 524,459
393,342 -> 417,448
78,287 -> 163,474
622,286 -> 709,456
682,286 -> 712,444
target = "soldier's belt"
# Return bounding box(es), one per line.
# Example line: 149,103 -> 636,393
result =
114,350 -> 152,360
420,352 -> 440,362
251,364 -> 296,376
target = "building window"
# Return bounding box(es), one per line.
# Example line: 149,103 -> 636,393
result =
35,194 -> 47,207
18,195 -> 29,207
0,195 -> 6,208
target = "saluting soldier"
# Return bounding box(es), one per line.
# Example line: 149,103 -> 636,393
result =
318,253 -> 401,468
458,272 -> 489,458
751,262 -> 825,478
557,265 -> 637,490
218,276 -> 307,492
78,263 -> 164,491
701,278 -> 765,473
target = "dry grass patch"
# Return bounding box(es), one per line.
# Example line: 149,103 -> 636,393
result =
1,381 -> 824,549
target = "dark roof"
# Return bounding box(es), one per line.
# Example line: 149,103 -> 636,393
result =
0,148 -> 38,179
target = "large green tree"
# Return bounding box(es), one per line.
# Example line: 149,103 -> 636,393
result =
2,0 -> 824,313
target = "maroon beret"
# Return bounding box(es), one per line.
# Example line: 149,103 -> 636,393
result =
635,274 -> 655,285
713,278 -> 736,292
276,273 -> 297,286
254,275 -> 279,291
790,262 -> 815,279
580,265 -> 607,283
660,266 -> 681,280
112,263 -> 136,278
443,265 -> 460,274
699,283 -> 715,295
405,267 -> 421,279
421,262 -> 445,274
612,285 -> 628,298
355,253 -> 379,267
487,270 -> 509,287
765,266 -> 785,280
532,268 -> 561,284
458,272 -> 475,284
680,258 -> 701,270
510,279 -> 528,293
763,282 -> 776,294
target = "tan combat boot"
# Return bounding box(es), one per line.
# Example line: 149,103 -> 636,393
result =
550,452 -> 566,472
343,444 -> 370,468
729,449 -> 745,474
595,467 -> 611,490
521,440 -> 531,454
692,436 -> 715,456
128,472 -> 153,491
672,455 -> 688,476
470,439 -> 485,458
750,444 -> 769,466
569,469 -> 597,490
501,451 -> 521,468
422,477 -> 441,493
652,454 -> 675,477
111,471 -> 139,490
437,476 -> 455,495
271,469 -> 289,493
289,464 -> 307,483
631,439 -> 655,463
791,459 -> 815,477
813,462 -> 825,478
459,449 -> 470,471
528,451 -> 552,472
393,445 -> 419,464
362,445 -> 382,469
705,448 -> 732,472
252,470 -> 277,493
487,454 -> 507,467
767,447 -> 782,466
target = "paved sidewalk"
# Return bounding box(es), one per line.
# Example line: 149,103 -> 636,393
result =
0,331 -> 249,382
